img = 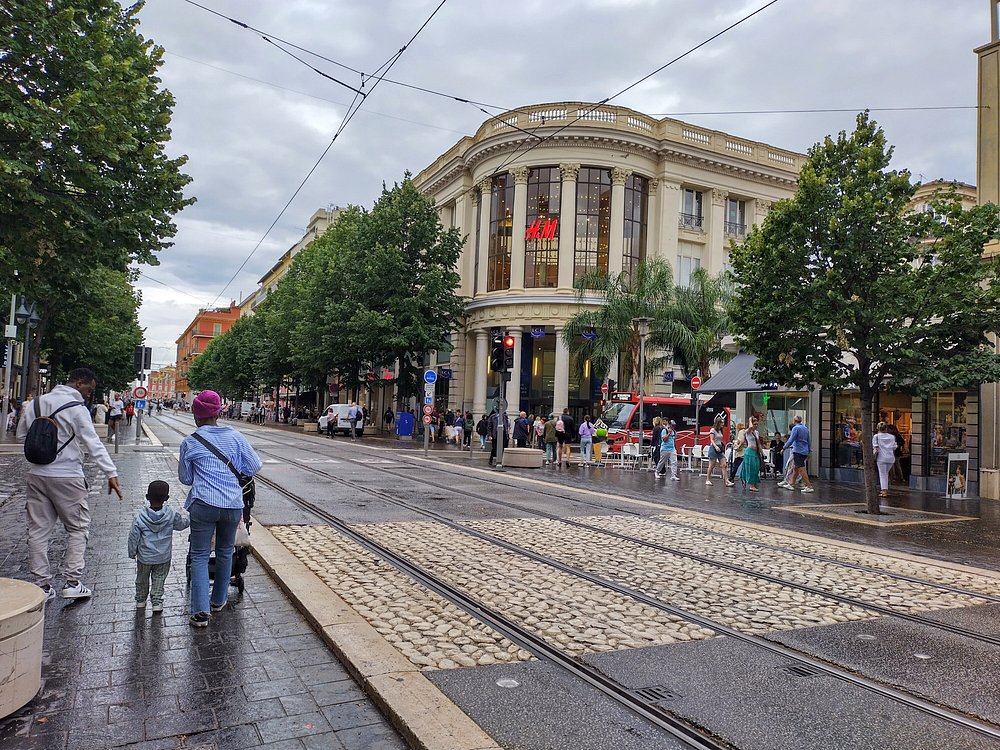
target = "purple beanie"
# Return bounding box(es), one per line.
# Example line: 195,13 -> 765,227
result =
192,390 -> 222,419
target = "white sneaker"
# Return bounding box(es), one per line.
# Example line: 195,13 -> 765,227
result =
671,476 -> 681,481
777,481 -> 789,489
705,480 -> 713,486
136,601 -> 146,610
151,604 -> 163,614
62,581 -> 92,599
780,483 -> 795,491
800,487 -> 815,493
42,586 -> 56,604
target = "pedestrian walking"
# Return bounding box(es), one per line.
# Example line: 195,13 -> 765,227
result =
453,412 -> 464,446
780,415 -> 814,493
463,411 -> 474,447
542,415 -> 558,465
578,415 -> 596,466
556,408 -> 575,466
705,415 -> 735,487
729,421 -> 746,482
128,480 -> 189,613
178,390 -> 262,628
108,393 -> 124,441
383,407 -> 394,432
770,431 -> 786,478
650,416 -> 663,469
348,401 -> 361,440
736,416 -> 763,491
488,409 -> 509,466
873,421 -> 897,498
125,401 -> 135,426
16,368 -> 123,602
532,414 -> 543,449
513,411 -> 530,448
655,420 -> 680,480
476,414 -> 488,449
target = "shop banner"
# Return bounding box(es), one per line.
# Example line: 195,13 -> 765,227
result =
946,452 -> 970,499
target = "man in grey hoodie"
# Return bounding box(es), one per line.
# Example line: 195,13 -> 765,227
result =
128,480 -> 190,613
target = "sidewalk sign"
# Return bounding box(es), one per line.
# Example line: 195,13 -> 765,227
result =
945,453 -> 970,498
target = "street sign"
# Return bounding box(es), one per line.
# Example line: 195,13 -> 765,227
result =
135,399 -> 147,410
423,369 -> 437,385
691,376 -> 702,389
496,397 -> 508,412
133,386 -> 148,399
423,396 -> 434,406
422,415 -> 432,425
600,383 -> 609,395
422,405 -> 433,415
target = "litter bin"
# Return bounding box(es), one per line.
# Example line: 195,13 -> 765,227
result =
0,579 -> 46,718
396,412 -> 414,440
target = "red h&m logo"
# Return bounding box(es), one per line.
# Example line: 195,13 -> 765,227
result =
525,218 -> 558,241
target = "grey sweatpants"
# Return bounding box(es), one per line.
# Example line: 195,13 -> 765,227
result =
25,474 -> 91,588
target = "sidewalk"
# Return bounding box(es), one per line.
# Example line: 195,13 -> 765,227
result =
0,447 -> 407,750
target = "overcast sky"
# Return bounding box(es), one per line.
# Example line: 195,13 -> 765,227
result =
132,0 -> 987,368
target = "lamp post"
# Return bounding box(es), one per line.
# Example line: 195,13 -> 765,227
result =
2,294 -> 16,433
15,300 -> 40,403
632,317 -> 653,450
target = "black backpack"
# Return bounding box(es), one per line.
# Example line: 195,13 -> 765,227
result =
24,397 -> 85,465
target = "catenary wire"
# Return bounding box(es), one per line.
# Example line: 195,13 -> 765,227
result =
207,0 -> 450,308
137,271 -> 213,306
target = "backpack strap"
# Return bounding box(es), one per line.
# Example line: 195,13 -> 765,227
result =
45,399 -> 86,455
191,431 -> 242,482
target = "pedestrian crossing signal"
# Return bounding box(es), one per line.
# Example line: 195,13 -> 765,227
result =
503,335 -> 515,370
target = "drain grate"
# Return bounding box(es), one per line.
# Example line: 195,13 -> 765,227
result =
782,664 -> 823,678
634,685 -> 681,702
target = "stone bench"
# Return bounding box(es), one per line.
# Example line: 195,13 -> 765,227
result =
0,579 -> 46,719
501,447 -> 544,468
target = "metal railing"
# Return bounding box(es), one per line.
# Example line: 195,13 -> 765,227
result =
679,213 -> 704,230
724,221 -> 746,237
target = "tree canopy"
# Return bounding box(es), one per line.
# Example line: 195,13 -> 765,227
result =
730,112 -> 1000,513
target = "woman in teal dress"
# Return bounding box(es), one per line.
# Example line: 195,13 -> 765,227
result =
738,416 -> 763,492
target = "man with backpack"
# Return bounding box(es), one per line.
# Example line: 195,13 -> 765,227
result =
16,368 -> 123,602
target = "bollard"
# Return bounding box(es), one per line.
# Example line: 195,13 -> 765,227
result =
0,579 -> 46,719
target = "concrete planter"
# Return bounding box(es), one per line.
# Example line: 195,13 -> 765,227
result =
0,579 -> 45,719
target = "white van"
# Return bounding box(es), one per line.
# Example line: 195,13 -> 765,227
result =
317,404 -> 364,436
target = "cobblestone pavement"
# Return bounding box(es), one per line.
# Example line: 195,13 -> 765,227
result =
0,450 -> 407,750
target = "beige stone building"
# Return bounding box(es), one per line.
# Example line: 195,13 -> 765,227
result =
413,101 -> 804,419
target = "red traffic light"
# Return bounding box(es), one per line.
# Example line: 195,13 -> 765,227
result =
503,336 -> 515,348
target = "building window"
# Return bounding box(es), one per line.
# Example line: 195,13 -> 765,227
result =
680,189 -> 703,230
574,167 -> 611,284
487,173 -> 514,291
623,174 -> 648,279
524,166 -> 561,288
928,391 -> 967,476
213,323 -> 222,336
724,198 -> 746,237
676,255 -> 701,287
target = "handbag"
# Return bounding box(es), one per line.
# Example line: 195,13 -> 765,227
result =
192,432 -> 256,510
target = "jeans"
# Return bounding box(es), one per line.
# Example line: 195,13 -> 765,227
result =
545,443 -> 557,463
580,437 -> 593,464
188,500 -> 242,615
136,561 -> 171,605
479,435 -> 486,449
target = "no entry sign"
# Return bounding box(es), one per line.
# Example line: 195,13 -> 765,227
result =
691,376 -> 702,390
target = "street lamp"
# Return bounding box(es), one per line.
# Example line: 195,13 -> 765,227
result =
632,317 -> 653,449
15,300 -> 40,403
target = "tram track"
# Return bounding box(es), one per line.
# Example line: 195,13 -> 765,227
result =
151,413 -> 1000,742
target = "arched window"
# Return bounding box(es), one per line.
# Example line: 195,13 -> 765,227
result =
487,174 -> 514,291
574,167 -> 611,283
623,174 -> 648,278
524,166 -> 561,288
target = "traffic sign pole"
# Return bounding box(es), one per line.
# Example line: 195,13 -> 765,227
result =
423,370 -> 436,458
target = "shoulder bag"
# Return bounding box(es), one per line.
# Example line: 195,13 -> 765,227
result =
192,432 -> 256,511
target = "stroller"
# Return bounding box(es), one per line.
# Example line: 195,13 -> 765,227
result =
185,507 -> 252,595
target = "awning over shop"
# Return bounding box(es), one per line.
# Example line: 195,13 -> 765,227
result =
698,353 -> 778,393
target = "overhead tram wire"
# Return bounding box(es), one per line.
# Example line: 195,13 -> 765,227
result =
137,271 -> 213,306
653,105 -> 980,116
480,0 -> 781,188
207,0 -> 451,309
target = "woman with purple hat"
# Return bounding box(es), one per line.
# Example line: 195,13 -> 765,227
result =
178,390 -> 262,628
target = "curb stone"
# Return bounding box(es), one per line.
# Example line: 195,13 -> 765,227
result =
250,518 -> 502,750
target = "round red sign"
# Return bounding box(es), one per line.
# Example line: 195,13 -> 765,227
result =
691,376 -> 702,390
422,415 -> 432,425
133,386 -> 148,399
601,383 -> 609,394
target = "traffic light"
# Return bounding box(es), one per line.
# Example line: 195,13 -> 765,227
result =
608,379 -> 617,394
489,335 -> 504,371
502,334 -> 515,371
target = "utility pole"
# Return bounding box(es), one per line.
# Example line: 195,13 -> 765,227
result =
1,295 -> 16,434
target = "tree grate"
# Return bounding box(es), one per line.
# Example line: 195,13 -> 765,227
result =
783,664 -> 823,678
634,685 -> 681,702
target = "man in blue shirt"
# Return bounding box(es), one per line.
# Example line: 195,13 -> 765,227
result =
780,415 -> 814,493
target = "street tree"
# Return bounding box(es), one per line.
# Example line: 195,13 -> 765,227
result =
670,267 -> 733,381
564,259 -> 692,391
188,315 -> 261,401
0,0 -> 193,392
730,112 -> 1000,514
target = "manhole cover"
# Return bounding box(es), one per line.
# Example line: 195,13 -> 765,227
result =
635,686 -> 681,702
782,664 -> 823,678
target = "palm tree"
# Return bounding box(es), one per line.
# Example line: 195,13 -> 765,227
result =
564,259 -> 692,391
672,267 -> 733,380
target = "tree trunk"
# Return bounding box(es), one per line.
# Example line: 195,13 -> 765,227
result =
859,385 -> 881,515
28,311 -> 48,398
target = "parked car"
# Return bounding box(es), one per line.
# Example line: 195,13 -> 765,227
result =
317,404 -> 364,436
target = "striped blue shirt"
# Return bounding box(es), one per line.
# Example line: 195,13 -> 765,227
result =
178,425 -> 262,510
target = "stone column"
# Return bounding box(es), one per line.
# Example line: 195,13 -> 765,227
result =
509,166 -> 530,291
754,199 -> 772,230
553,328 -> 570,414
476,178 -> 492,294
557,163 -> 580,290
609,167 -> 631,277
646,179 -> 660,264
708,189 -> 728,275
657,179 -> 681,267
473,329 -> 489,416
506,326 -> 523,417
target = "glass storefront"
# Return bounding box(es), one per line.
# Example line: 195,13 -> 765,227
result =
747,392 -> 808,443
623,174 -> 648,279
928,390 -> 967,476
831,391 -> 911,480
524,166 -> 561,288
574,167 -> 611,284
487,173 -> 513,291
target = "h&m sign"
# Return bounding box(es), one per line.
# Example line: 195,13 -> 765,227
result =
525,218 -> 558,241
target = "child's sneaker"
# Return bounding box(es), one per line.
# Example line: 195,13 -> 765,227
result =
135,600 -> 146,610
61,581 -> 92,599
151,604 -> 163,614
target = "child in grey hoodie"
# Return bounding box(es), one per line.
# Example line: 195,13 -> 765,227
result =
128,480 -> 190,613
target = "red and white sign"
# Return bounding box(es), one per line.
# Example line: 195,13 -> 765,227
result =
601,383 -> 609,395
690,376 -> 702,390
422,405 -> 433,415
525,217 -> 558,241
422,415 -> 432,425
133,386 -> 148,399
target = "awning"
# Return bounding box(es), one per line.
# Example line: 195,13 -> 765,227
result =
698,353 -> 778,393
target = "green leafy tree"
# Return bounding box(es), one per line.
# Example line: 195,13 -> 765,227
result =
564,259 -> 691,391
0,0 -> 193,392
670,267 -> 733,380
730,112 -> 1000,514
188,316 -> 262,401
45,266 -> 143,391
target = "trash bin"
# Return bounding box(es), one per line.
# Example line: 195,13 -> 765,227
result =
0,579 -> 46,719
396,412 -> 414,440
